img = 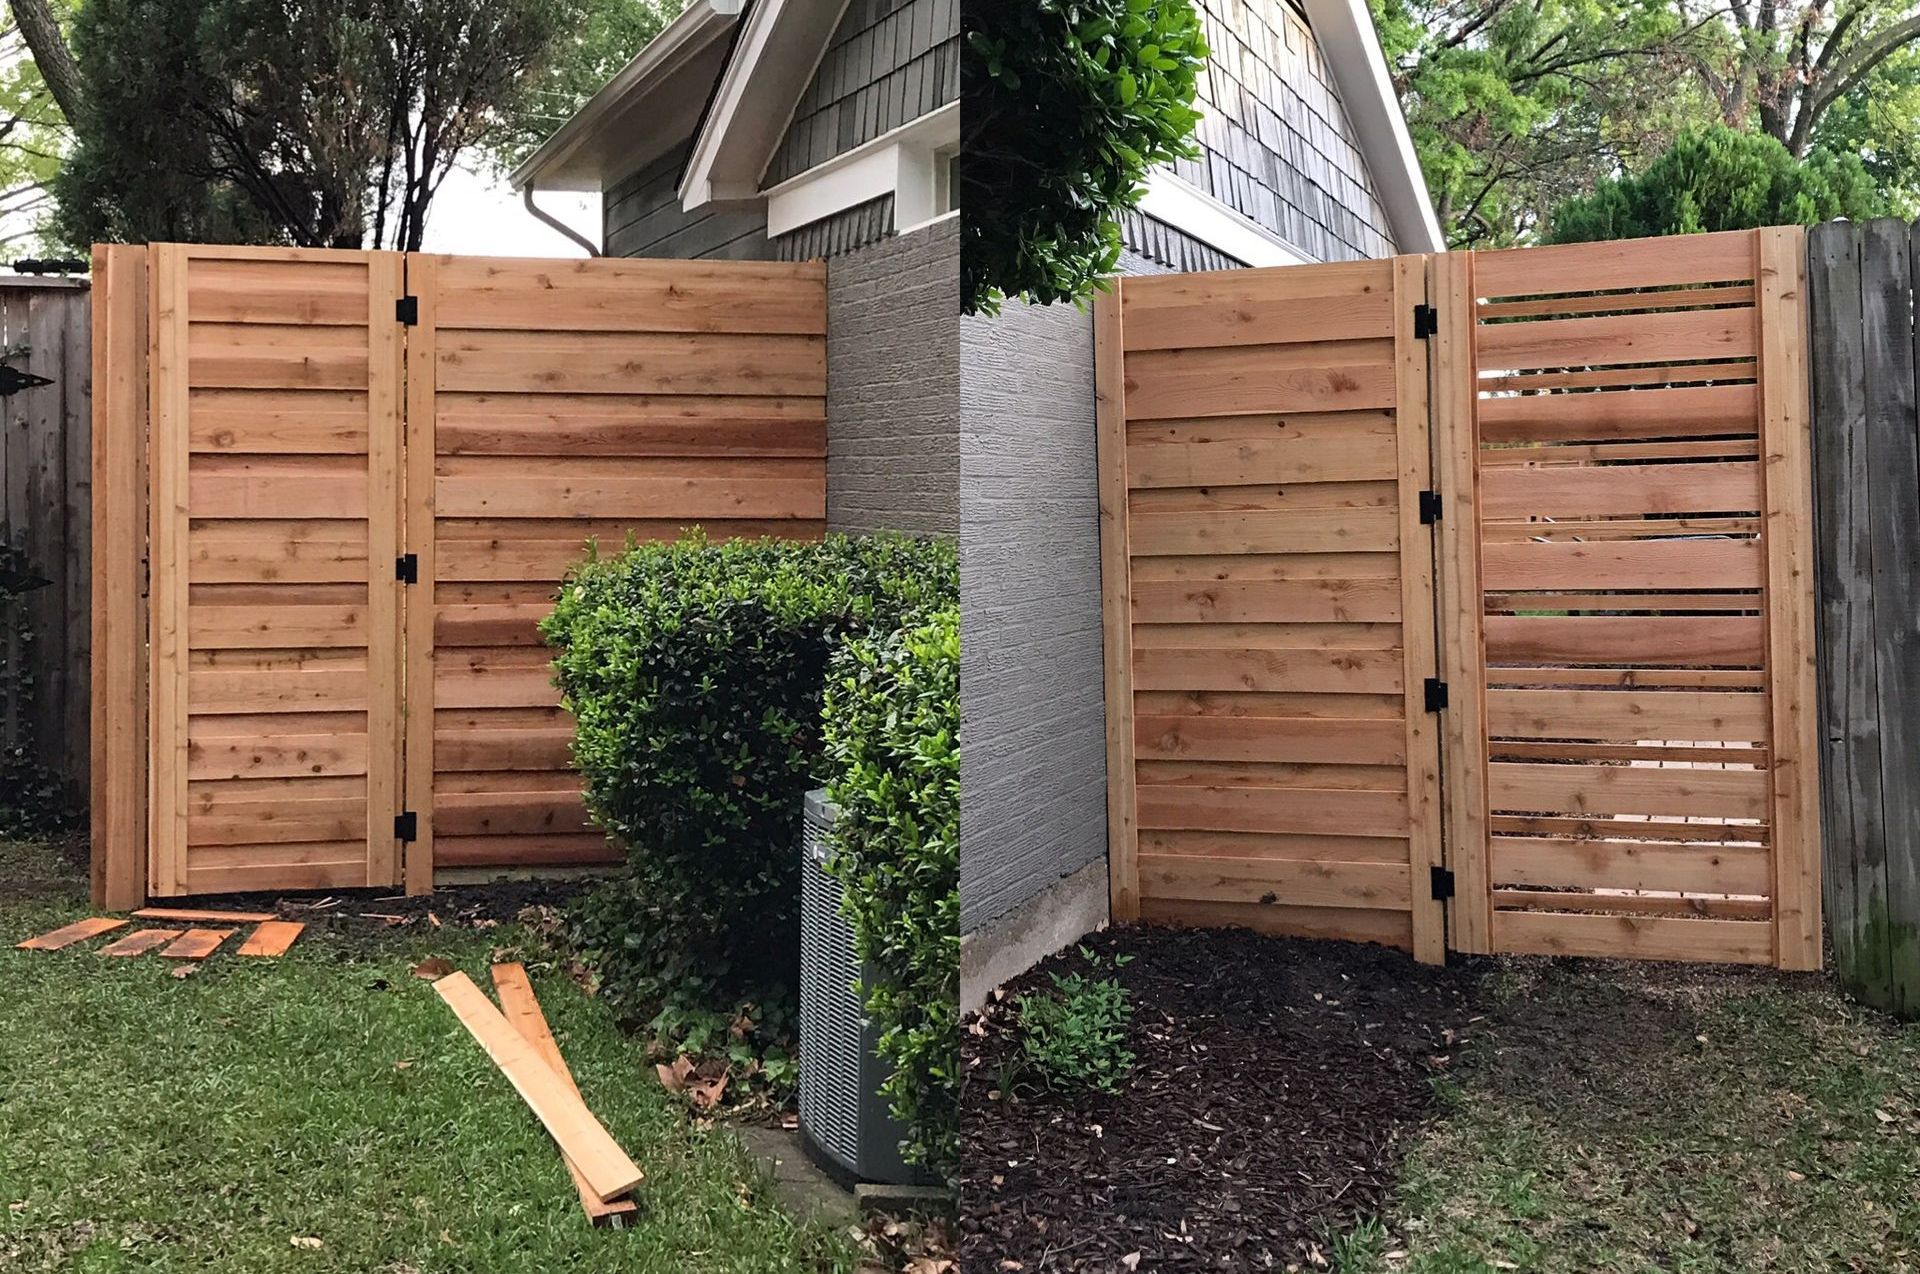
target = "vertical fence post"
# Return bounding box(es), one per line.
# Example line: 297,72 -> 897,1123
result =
89,245 -> 149,909
1093,281 -> 1137,922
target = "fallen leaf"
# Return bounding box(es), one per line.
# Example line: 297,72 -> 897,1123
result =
393,1059 -> 414,1070
1876,1109 -> 1897,1124
411,957 -> 455,980
1120,1255 -> 1142,1270
291,1236 -> 324,1250
655,1055 -> 695,1094
170,963 -> 199,979
687,1069 -> 729,1112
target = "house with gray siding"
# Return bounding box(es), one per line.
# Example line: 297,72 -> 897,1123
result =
959,0 -> 1442,1010
510,0 -> 960,536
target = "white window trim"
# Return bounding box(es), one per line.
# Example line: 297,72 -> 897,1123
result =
763,101 -> 960,239
1137,170 -> 1314,268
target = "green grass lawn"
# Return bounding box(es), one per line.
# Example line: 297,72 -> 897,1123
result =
1340,958 -> 1920,1273
0,839 -> 856,1273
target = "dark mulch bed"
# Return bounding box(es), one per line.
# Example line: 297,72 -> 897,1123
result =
960,925 -> 1489,1271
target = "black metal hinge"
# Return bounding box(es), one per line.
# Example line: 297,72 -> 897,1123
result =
1412,303 -> 1438,339
396,295 -> 419,325
1430,865 -> 1456,901
1418,489 -> 1442,524
1424,677 -> 1449,713
395,811 -> 418,842
396,553 -> 418,584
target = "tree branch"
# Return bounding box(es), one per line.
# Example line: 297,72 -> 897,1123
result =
7,0 -> 81,123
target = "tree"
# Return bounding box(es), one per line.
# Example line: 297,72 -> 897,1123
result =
45,0 -> 576,251
481,0 -> 683,172
0,5 -> 71,251
961,0 -> 1207,315
1371,0 -> 1716,247
1546,124 -> 1882,242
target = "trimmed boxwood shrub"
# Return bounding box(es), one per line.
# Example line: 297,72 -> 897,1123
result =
540,531 -> 957,1058
823,604 -> 960,1175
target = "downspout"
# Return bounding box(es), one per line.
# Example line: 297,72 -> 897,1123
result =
522,180 -> 601,257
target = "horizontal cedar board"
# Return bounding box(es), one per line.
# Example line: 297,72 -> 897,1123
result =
1485,667 -> 1763,689
435,603 -> 550,646
1483,614 -> 1764,666
1128,507 -> 1398,556
1493,909 -> 1771,963
1133,690 -> 1404,720
435,727 -> 574,772
190,520 -> 369,585
1480,538 -> 1762,591
435,662 -> 561,710
133,906 -> 277,923
189,666 -> 369,714
183,858 -> 369,893
187,731 -> 371,780
188,325 -> 369,390
1133,647 -> 1403,695
188,788 -> 367,846
1479,439 -> 1759,467
1130,552 -> 1402,583
1128,709 -> 1405,759
1140,829 -> 1411,863
1491,814 -> 1764,842
1473,230 -> 1755,296
191,605 -> 368,649
188,389 -> 370,453
431,254 -> 824,334
434,836 -> 621,868
1494,890 -> 1770,920
1135,759 -> 1405,791
237,920 -> 305,957
98,928 -> 186,956
1137,783 -> 1409,837
435,332 -> 824,396
434,522 -> 823,582
1129,578 -> 1402,623
1137,896 -> 1414,949
1120,259 -> 1392,350
1487,760 -> 1768,820
1490,836 -> 1772,894
161,928 -> 236,959
187,259 -> 366,325
1477,283 -> 1754,320
1480,461 -> 1760,519
433,473 -> 825,521
1133,621 -> 1400,651
17,916 -> 128,950
1481,516 -> 1759,542
1476,384 -> 1756,443
1138,854 -> 1411,909
435,791 -> 592,837
1131,478 -> 1397,515
1126,358 -> 1397,421
1475,306 -> 1754,370
1126,414 -> 1398,487
436,414 -> 825,459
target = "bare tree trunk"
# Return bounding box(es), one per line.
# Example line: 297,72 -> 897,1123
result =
9,0 -> 83,123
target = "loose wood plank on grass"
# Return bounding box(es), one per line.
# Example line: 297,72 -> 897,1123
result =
17,917 -> 128,950
98,928 -> 184,956
490,962 -> 640,1225
133,907 -> 276,924
236,921 -> 304,958
433,971 -> 644,1203
161,928 -> 236,959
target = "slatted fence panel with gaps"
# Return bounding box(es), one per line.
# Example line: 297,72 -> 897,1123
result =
402,255 -> 828,890
1432,228 -> 1821,968
147,244 -> 407,897
1807,218 -> 1920,1015
1097,258 -> 1448,961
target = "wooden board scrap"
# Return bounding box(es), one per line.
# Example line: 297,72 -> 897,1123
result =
161,928 -> 235,959
98,928 -> 183,956
236,921 -> 304,958
133,907 -> 275,924
490,962 -> 640,1224
433,971 -> 644,1203
17,917 -> 128,950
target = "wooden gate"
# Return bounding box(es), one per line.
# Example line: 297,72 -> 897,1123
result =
1096,257 -> 1448,962
1099,229 -> 1822,969
92,246 -> 826,905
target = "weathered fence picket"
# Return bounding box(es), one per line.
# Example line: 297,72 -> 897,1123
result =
1808,218 -> 1920,1015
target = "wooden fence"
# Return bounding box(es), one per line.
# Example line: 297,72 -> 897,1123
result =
1807,218 -> 1920,1014
1098,227 -> 1823,970
0,276 -> 91,812
91,244 -> 826,907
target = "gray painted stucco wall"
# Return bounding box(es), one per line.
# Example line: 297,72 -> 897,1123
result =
824,215 -> 960,536
603,142 -> 770,260
957,298 -> 1108,933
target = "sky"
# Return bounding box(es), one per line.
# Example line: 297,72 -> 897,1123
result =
420,164 -> 599,258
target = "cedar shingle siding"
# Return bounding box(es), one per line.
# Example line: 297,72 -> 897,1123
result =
602,142 -> 771,261
1128,0 -> 1397,268
764,0 -> 959,187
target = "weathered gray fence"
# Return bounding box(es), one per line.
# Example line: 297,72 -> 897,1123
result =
0,276 -> 91,813
1808,218 -> 1920,1016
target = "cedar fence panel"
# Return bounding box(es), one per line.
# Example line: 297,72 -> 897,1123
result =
0,276 -> 91,812
1808,218 -> 1920,1014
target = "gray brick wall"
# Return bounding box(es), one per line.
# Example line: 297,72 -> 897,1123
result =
604,142 -> 771,260
957,296 -> 1108,931
1129,0 -> 1396,268
765,0 -> 958,187
824,214 -> 959,536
